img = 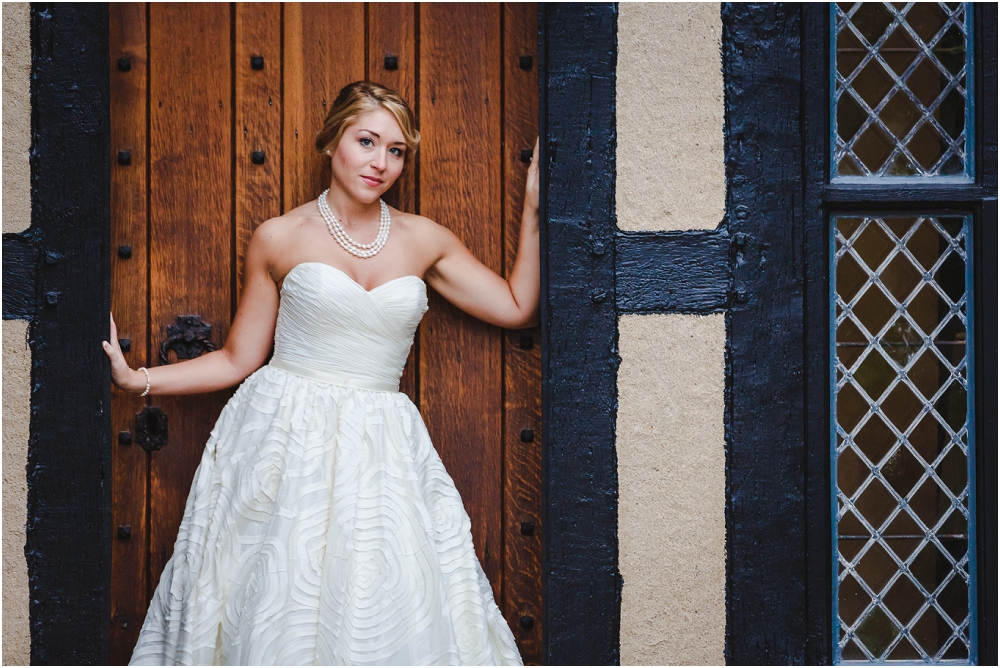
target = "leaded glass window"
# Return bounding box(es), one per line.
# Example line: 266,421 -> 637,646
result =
833,215 -> 977,663
832,3 -> 974,179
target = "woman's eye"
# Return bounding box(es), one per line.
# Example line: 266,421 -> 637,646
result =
390,148 -> 403,157
360,137 -> 373,147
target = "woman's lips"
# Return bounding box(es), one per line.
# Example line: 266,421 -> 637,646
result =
361,176 -> 382,187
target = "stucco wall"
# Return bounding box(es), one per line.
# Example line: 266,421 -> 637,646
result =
2,2 -> 32,665
615,3 -> 727,665
617,314 -> 726,665
616,3 -> 724,232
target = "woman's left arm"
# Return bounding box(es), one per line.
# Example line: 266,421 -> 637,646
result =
425,139 -> 539,329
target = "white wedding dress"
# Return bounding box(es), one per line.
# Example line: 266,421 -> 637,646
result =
129,262 -> 523,666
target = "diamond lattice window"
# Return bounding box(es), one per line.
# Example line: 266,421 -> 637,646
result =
833,215 -> 977,663
833,3 -> 973,179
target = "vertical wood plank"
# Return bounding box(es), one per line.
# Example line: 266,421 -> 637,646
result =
283,2 -> 365,212
418,3 -> 504,591
109,4 -> 149,662
369,2 -> 418,401
235,3 -> 282,299
501,5 -> 542,661
147,2 -> 233,592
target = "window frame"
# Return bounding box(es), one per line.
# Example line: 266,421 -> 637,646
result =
802,3 -> 997,664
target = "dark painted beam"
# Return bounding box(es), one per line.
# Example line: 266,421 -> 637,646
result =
615,230 -> 730,313
27,4 -> 112,664
2,229 -> 38,319
539,3 -> 621,665
723,4 -> 808,663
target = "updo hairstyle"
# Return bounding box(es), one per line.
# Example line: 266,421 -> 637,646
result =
315,81 -> 420,165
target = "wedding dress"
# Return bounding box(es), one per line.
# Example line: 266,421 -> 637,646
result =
129,261 -> 524,666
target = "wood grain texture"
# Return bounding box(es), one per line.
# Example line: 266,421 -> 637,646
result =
147,2 -> 234,591
369,2 -> 418,402
282,2 -> 365,212
108,4 -> 149,662
500,3 -> 542,663
235,3 -> 282,299
418,2 -> 504,592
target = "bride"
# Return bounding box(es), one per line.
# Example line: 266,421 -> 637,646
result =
102,81 -> 537,666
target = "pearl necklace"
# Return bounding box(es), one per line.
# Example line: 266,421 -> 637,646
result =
317,189 -> 391,259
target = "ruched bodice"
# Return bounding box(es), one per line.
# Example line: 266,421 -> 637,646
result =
271,262 -> 428,391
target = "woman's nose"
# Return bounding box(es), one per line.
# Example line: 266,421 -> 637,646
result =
371,151 -> 387,170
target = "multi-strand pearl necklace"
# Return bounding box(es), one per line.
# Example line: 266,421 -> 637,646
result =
317,189 -> 391,259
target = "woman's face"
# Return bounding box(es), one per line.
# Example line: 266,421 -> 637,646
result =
329,107 -> 407,204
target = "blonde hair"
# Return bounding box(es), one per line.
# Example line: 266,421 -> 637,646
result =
315,81 -> 420,165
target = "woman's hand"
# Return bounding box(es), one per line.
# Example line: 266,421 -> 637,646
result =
524,137 -> 539,213
102,312 -> 144,392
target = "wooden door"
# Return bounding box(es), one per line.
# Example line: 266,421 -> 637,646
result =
108,3 -> 542,664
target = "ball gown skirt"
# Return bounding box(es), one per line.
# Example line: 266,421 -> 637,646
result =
128,262 -> 523,666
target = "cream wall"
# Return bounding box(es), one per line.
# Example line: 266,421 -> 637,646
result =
616,3 -> 725,232
2,2 -> 32,665
615,4 -> 727,665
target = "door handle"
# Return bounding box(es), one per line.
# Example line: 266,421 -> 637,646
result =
158,315 -> 216,365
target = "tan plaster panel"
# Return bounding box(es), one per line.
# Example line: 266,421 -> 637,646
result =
3,2 -> 31,234
616,3 -> 725,231
2,321 -> 31,666
617,313 -> 725,665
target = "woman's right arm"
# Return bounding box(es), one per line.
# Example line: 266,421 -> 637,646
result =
103,220 -> 282,396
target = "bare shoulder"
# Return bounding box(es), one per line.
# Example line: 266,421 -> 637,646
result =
247,204 -> 317,264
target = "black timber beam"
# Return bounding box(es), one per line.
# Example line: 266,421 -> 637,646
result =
24,3 -> 112,664
539,3 -> 621,665
615,230 -> 730,313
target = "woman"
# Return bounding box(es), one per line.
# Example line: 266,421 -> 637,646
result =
103,81 -> 537,665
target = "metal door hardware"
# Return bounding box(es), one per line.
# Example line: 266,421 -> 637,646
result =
159,315 -> 216,365
135,406 -> 168,452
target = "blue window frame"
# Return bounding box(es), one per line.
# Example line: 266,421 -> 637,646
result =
831,213 -> 978,663
831,2 -> 975,181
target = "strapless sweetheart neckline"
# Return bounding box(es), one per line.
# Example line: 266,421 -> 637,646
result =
284,261 -> 425,295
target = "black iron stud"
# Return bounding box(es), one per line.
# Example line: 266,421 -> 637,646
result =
250,55 -> 264,70
119,338 -> 131,352
44,251 -> 59,265
117,57 -> 132,72
118,430 -> 132,445
384,54 -> 398,70
118,150 -> 131,165
117,525 -> 132,539
251,151 -> 266,165
519,335 -> 533,350
519,615 -> 534,630
45,291 -> 60,307
520,148 -> 533,164
520,428 -> 534,443
520,521 -> 535,535
591,290 -> 607,304
118,244 -> 132,258
519,55 -> 533,70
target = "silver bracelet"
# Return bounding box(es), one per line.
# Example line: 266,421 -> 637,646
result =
138,366 -> 151,397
